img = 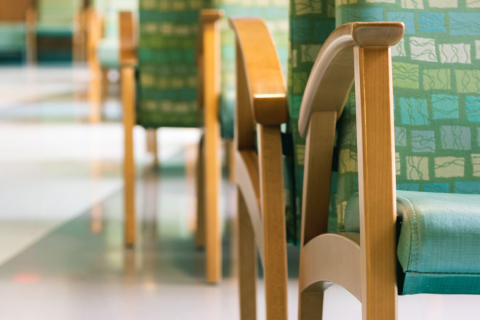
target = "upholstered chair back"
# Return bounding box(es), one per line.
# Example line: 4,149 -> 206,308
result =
335,0 -> 480,230
137,0 -> 202,128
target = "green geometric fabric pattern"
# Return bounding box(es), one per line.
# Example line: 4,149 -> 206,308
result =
210,0 -> 289,139
335,0 -> 480,231
287,0 -> 336,243
137,0 -> 202,128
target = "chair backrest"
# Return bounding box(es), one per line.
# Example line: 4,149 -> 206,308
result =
95,0 -> 137,39
335,0 -> 480,230
37,0 -> 80,29
137,0 -> 202,128
212,0 -> 289,138
288,0 -> 337,243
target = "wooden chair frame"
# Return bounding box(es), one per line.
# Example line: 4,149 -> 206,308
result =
297,22 -> 404,320
119,11 -> 137,247
195,9 -> 224,283
230,18 -> 290,320
231,18 -> 404,319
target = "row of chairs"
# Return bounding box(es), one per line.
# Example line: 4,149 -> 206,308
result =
93,0 -> 480,319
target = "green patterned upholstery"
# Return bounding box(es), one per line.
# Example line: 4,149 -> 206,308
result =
336,0 -> 480,228
137,0 -> 202,128
287,0 -> 337,243
95,0 -> 137,69
136,0 -> 289,130
0,23 -> 26,54
335,0 -> 480,294
211,1 -> 289,139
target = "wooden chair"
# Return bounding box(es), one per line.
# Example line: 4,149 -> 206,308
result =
195,1 -> 289,284
26,0 -> 83,63
229,2 -> 336,317
234,1 -> 480,319
297,0 -> 480,317
119,6 -> 211,275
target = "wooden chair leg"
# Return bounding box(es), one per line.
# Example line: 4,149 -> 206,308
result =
238,187 -> 257,320
122,66 -> 136,247
299,288 -> 324,320
195,135 -> 206,248
205,116 -> 221,283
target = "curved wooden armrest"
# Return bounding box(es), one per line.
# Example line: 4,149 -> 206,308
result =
229,18 -> 287,126
119,11 -> 137,67
298,22 -> 404,137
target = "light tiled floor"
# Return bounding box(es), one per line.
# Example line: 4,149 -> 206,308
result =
1,65 -> 479,320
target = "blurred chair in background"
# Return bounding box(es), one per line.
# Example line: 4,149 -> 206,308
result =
0,0 -> 32,63
195,1 -> 289,284
26,0 -> 84,63
119,5 -> 202,249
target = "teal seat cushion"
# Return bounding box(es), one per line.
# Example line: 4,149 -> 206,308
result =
97,39 -> 119,69
0,23 -> 26,52
345,190 -> 480,295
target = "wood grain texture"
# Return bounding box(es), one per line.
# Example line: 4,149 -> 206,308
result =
355,46 -> 397,320
202,13 -> 222,283
257,125 -> 288,320
300,111 -> 337,245
235,42 -> 255,151
298,22 -> 404,137
229,18 -> 287,126
238,187 -> 257,320
236,150 -> 264,263
121,65 -> 136,246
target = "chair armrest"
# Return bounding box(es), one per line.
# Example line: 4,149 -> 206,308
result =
196,9 -> 224,110
298,22 -> 404,137
229,18 -> 287,126
119,11 -> 137,67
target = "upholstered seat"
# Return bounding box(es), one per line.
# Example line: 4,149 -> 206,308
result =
344,190 -> 480,294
